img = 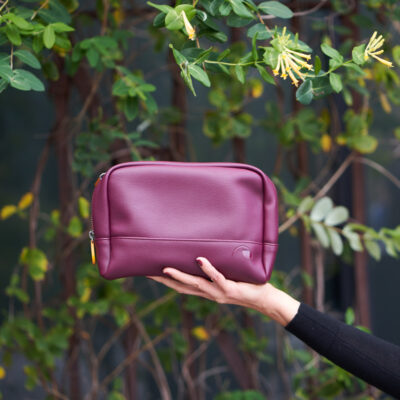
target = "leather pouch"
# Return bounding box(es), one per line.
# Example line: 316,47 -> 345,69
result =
90,161 -> 278,283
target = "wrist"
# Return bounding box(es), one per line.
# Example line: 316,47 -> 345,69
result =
259,283 -> 301,326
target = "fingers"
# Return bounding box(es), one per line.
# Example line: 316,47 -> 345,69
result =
146,257 -> 231,304
147,275 -> 213,300
162,267 -> 213,291
196,257 -> 228,289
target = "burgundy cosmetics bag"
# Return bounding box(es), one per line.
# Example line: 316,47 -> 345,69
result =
89,161 -> 279,284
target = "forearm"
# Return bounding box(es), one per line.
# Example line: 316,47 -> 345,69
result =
256,283 -> 301,326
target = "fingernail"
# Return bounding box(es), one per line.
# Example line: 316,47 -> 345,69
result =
163,268 -> 170,275
196,258 -> 203,267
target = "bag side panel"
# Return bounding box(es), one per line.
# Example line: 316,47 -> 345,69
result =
92,176 -> 111,277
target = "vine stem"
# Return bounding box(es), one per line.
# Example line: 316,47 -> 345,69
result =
0,0 -> 9,14
355,156 -> 400,189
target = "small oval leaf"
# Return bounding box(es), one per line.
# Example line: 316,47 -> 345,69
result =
325,206 -> 349,226
310,197 -> 333,222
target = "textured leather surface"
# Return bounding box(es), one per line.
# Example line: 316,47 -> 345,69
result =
91,161 -> 279,283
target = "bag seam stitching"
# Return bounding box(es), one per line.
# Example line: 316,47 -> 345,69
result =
94,236 -> 278,247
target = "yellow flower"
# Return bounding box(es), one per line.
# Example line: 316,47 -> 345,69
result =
1,205 -> 17,220
250,79 -> 263,98
0,366 -> 6,379
181,11 -> 195,41
113,6 -> 125,27
320,134 -> 332,152
364,31 -> 393,67
191,326 -> 209,341
18,192 -> 34,210
272,27 -> 313,87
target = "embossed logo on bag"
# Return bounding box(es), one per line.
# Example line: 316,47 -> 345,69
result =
232,245 -> 252,260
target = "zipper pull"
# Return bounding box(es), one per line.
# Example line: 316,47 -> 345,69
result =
94,172 -> 106,187
89,230 -> 96,264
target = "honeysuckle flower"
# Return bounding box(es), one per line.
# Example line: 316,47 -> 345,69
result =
364,31 -> 393,67
272,27 -> 313,87
181,10 -> 196,41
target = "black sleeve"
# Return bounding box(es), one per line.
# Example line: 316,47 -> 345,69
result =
285,302 -> 400,398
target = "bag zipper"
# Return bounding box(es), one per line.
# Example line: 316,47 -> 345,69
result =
89,172 -> 105,264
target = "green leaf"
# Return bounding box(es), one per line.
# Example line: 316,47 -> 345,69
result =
227,14 -> 253,27
147,1 -> 173,14
153,12 -> 166,27
210,0 -> 224,15
252,32 -> 258,61
311,75 -> 333,98
195,47 -> 213,64
143,94 -> 158,114
364,239 -> 381,261
348,233 -> 363,252
165,9 -> 184,30
235,64 -> 245,83
67,216 -> 83,237
247,23 -> 272,40
255,63 -> 275,85
352,44 -> 366,65
343,62 -> 365,75
345,307 -> 355,325
321,43 -> 342,61
258,1 -> 293,18
5,24 -> 21,46
395,127 -> 400,140
314,55 -> 321,75
13,69 -> 45,91
298,196 -> 314,214
311,222 -> 330,248
20,247 -> 48,281
219,2 -> 232,16
0,64 -> 13,82
229,0 -> 254,19
86,47 -> 99,68
7,13 -> 33,30
325,206 -> 349,226
327,227 -> 343,255
188,64 -> 211,87
13,50 -> 41,69
296,79 -> 313,105
170,44 -> 187,64
51,22 -> 75,32
347,135 -> 378,154
310,197 -> 333,222
0,78 -> 8,93
233,112 -> 252,138
329,72 -> 343,93
175,4 -> 196,18
43,25 -> 56,49
78,197 -> 90,219
180,68 -> 196,96
263,47 -> 279,68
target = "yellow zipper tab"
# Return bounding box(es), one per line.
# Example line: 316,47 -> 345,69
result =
89,230 -> 96,264
91,239 -> 96,264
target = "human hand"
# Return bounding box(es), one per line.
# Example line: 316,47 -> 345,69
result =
147,257 -> 300,326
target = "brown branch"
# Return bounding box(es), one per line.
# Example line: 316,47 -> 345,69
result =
261,0 -> 329,19
96,291 -> 176,364
101,0 -> 110,35
133,315 -> 172,400
99,328 -> 173,392
313,242 -> 325,313
279,151 -> 356,234
28,132 -> 54,331
355,156 -> 400,189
